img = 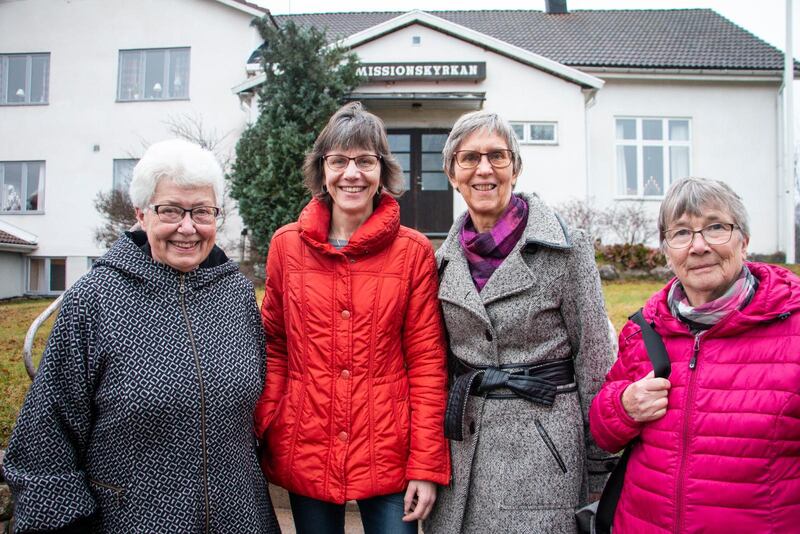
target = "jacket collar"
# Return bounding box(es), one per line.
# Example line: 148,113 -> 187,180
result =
645,262 -> 800,337
438,193 -> 572,320
94,231 -> 236,292
298,194 -> 400,256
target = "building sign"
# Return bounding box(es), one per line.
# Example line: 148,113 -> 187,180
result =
357,62 -> 486,82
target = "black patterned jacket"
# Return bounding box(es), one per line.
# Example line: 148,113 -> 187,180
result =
5,232 -> 280,533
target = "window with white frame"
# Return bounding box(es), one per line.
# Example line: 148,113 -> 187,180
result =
615,117 -> 691,197
28,257 -> 66,294
1,161 -> 44,212
117,48 -> 190,101
0,53 -> 49,105
113,159 -> 138,191
510,121 -> 558,144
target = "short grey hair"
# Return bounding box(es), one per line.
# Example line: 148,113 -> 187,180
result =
658,177 -> 750,246
129,139 -> 224,210
442,110 -> 522,178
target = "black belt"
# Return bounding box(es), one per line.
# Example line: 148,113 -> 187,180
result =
444,358 -> 576,441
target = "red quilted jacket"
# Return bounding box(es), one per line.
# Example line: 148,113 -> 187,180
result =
590,262 -> 800,533
255,195 -> 450,503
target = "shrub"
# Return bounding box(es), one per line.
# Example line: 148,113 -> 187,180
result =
596,243 -> 666,271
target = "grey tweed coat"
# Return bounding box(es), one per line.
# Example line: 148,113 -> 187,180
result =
424,193 -> 614,534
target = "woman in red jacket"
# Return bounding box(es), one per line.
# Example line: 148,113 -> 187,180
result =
255,102 -> 450,534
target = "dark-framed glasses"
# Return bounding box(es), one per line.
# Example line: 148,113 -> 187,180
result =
663,222 -> 738,249
149,204 -> 221,225
322,154 -> 381,172
454,149 -> 514,169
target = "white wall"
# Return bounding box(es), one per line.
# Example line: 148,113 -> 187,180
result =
0,0 -> 262,287
350,24 -> 589,218
587,78 -> 780,253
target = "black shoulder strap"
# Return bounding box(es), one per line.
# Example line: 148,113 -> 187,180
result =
628,308 -> 671,379
595,308 -> 670,534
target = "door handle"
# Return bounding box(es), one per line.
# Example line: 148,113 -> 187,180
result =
415,175 -> 422,187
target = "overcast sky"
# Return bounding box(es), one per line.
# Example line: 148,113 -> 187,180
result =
255,0 -> 798,57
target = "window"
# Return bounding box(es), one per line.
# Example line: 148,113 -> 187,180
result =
28,257 -> 66,294
0,53 -> 49,105
117,48 -> 189,101
1,161 -> 44,212
615,118 -> 691,197
510,121 -> 558,145
113,159 -> 138,191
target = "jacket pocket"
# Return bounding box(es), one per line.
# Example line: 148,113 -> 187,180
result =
485,397 -> 584,510
535,419 -> 567,473
391,394 -> 411,448
89,478 -> 126,508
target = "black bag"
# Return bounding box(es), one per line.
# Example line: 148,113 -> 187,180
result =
576,308 -> 671,534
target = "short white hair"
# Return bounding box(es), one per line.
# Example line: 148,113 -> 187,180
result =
129,139 -> 224,210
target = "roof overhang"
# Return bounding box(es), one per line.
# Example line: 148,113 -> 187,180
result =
232,73 -> 265,94
0,219 -> 38,250
346,91 -> 485,110
579,66 -> 795,83
0,242 -> 37,253
232,9 -> 605,95
212,0 -> 267,17
338,10 -> 604,90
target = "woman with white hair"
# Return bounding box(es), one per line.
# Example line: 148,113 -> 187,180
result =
590,177 -> 800,532
5,139 -> 280,533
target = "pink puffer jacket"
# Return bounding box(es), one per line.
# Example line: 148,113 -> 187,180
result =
590,262 -> 800,533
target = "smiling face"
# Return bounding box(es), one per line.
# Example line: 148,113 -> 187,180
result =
447,130 -> 518,233
664,208 -> 749,306
135,179 -> 217,272
324,147 -> 382,223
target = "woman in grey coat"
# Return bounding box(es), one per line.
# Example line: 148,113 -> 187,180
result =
424,111 -> 614,534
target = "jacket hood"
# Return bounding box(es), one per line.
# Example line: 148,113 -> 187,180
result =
297,193 -> 400,256
644,262 -> 800,336
93,231 -> 237,292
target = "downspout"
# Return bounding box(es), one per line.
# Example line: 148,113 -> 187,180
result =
583,87 -> 599,202
782,0 -> 795,263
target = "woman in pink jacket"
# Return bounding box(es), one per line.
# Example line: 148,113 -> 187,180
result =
590,177 -> 800,533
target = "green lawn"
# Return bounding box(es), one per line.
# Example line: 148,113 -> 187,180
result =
2,265 -> 796,447
0,298 -> 55,447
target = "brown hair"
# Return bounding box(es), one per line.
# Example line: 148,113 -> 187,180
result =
303,102 -> 404,202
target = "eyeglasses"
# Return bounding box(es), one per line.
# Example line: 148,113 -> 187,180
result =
663,222 -> 739,249
149,204 -> 221,225
322,154 -> 381,172
454,149 -> 514,169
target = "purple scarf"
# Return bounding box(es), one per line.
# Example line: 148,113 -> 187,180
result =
459,194 -> 528,291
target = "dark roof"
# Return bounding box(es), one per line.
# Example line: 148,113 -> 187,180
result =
268,9 -> 788,71
0,229 -> 35,246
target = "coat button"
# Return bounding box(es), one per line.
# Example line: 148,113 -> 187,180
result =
340,369 -> 350,379
341,310 -> 351,319
338,431 -> 348,442
485,330 -> 493,342
469,420 -> 476,435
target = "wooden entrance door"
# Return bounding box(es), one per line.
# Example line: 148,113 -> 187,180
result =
388,130 -> 452,236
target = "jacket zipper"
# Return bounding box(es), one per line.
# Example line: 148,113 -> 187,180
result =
675,333 -> 701,534
89,479 -> 125,506
179,274 -> 210,534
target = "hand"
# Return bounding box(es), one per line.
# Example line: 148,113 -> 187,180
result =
621,370 -> 670,422
402,480 -> 437,522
